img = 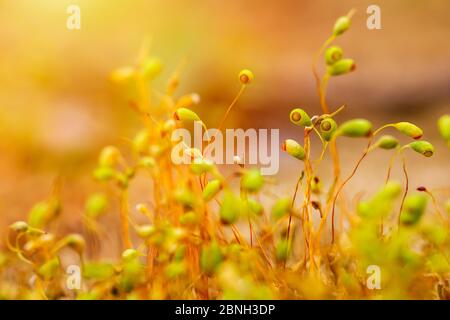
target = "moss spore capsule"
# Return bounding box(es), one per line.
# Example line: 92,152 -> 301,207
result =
337,119 -> 373,137
325,46 -> 344,65
409,140 -> 435,157
376,135 -> 399,149
327,59 -> 356,76
333,16 -> 351,36
289,108 -> 312,126
282,139 -> 305,160
394,122 -> 423,140
238,69 -> 254,84
319,117 -> 338,141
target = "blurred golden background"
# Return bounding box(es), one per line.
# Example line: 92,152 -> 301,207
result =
1,0 -> 449,249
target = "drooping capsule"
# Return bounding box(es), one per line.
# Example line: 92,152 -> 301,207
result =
173,107 -> 201,122
337,119 -> 373,137
319,117 -> 338,141
202,179 -> 222,201
219,191 -> 242,224
333,15 -> 351,36
282,139 -> 305,161
394,122 -> 423,140
437,114 -> 450,142
400,193 -> 428,226
327,59 -> 356,76
289,108 -> 312,127
325,46 -> 344,65
241,169 -> 264,193
375,135 -> 399,150
408,140 -> 434,157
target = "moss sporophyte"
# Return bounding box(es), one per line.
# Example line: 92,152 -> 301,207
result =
1,9 -> 449,300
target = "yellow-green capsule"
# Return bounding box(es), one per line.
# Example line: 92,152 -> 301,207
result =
173,187 -> 196,208
165,261 -> 186,279
122,248 -> 139,262
333,15 -> 351,36
238,69 -> 254,84
83,262 -> 115,280
289,108 -> 312,126
190,158 -> 214,175
140,57 -> 162,80
247,198 -> 263,216
133,130 -> 150,154
93,166 -> 116,181
327,59 -> 356,76
173,107 -> 201,122
220,191 -> 242,225
394,122 -> 423,140
282,139 -> 305,161
275,239 -> 289,262
200,241 -> 223,275
38,257 -> 60,281
202,179 -> 222,201
337,119 -> 372,137
409,140 -> 434,157
325,46 -> 343,65
400,194 -> 428,226
136,224 -> 156,238
85,193 -> 108,219
319,117 -> 338,141
179,211 -> 200,226
64,234 -> 86,253
9,221 -> 29,232
272,198 -> 291,220
445,199 -> 450,215
241,169 -> 264,193
376,135 -> 399,150
99,146 -> 121,167
437,114 -> 450,141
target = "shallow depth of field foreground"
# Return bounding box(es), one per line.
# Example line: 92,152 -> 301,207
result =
0,1 -> 449,300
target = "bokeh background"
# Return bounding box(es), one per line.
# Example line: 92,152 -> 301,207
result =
1,0 -> 449,249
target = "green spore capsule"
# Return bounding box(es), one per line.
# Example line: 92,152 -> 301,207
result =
376,135 -> 399,150
325,46 -> 343,65
85,193 -> 108,219
200,241 -> 223,275
190,158 -> 214,175
122,249 -> 139,262
275,239 -> 289,262
409,140 -> 434,157
179,211 -> 200,226
319,117 -> 338,141
247,198 -> 263,216
337,119 -> 373,137
38,257 -> 60,281
136,224 -> 156,238
272,197 -> 291,220
394,122 -> 423,140
333,15 -> 351,36
327,59 -> 356,76
202,179 -> 222,201
99,146 -> 121,167
400,194 -> 428,226
289,108 -> 312,127
241,169 -> 264,193
140,57 -> 163,80
219,191 -> 242,224
282,139 -> 305,160
173,187 -> 196,208
173,107 -> 201,122
437,114 -> 450,141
